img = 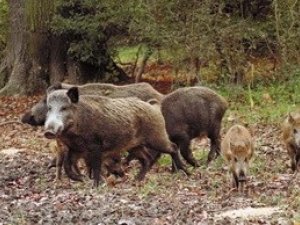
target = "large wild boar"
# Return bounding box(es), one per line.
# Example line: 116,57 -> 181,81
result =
221,124 -> 254,192
21,82 -> 164,180
44,87 -> 188,187
21,82 -> 163,126
282,111 -> 300,172
161,86 -> 228,167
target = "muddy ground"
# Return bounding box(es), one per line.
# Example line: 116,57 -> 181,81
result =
0,95 -> 299,225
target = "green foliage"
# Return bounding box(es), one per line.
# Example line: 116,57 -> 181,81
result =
51,0 -> 130,66
50,0 -> 300,84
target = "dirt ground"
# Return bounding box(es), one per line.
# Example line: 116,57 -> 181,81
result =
0,95 -> 299,225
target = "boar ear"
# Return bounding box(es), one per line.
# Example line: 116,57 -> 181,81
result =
47,82 -> 63,95
288,113 -> 295,124
67,87 -> 79,103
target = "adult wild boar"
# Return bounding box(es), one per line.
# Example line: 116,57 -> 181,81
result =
44,87 -> 187,187
221,124 -> 254,192
161,86 -> 228,167
21,82 -> 164,180
21,82 -> 163,126
282,111 -> 300,172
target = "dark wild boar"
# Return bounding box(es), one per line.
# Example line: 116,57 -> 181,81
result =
282,111 -> 300,172
161,86 -> 228,167
221,124 -> 254,192
44,87 -> 187,187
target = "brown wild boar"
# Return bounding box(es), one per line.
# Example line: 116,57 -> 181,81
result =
21,82 -> 163,126
44,87 -> 188,187
161,86 -> 228,167
221,124 -> 254,191
282,111 -> 300,172
21,82 -> 164,180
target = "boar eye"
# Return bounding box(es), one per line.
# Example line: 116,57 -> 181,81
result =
294,129 -> 298,134
61,106 -> 67,111
48,106 -> 52,111
234,157 -> 238,162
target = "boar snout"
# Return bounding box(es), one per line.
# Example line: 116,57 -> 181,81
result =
44,122 -> 63,139
238,170 -> 247,182
44,130 -> 57,139
21,112 -> 38,125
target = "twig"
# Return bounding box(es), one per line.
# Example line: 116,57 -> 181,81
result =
0,121 -> 24,126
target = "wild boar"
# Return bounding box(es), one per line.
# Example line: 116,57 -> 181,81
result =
44,87 -> 188,187
21,82 -> 164,180
48,140 -> 124,181
282,111 -> 300,172
161,86 -> 228,167
125,146 -> 161,181
21,82 -> 163,126
48,140 -> 70,181
221,124 -> 254,192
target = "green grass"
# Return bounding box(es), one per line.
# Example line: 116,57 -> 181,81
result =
116,45 -> 142,63
115,44 -> 175,65
210,71 -> 300,125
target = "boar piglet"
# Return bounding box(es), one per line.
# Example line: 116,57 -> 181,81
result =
161,86 -> 228,167
44,87 -> 188,187
282,111 -> 300,172
125,146 -> 161,181
221,124 -> 254,192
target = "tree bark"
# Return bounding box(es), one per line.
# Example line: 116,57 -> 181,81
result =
0,0 -> 28,95
0,0 -> 52,95
49,35 -> 67,84
135,47 -> 152,83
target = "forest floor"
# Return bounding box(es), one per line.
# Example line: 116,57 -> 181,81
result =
0,90 -> 299,225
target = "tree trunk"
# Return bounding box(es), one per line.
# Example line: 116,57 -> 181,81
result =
135,47 -> 152,83
0,0 -> 28,95
49,35 -> 67,84
0,0 -> 129,95
0,0 -> 53,95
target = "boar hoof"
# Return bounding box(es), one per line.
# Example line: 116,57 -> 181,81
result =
47,158 -> 56,169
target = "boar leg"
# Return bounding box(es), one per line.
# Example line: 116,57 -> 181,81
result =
86,146 -> 103,188
63,151 -> 84,182
47,157 -> 57,169
207,130 -> 221,165
287,145 -> 297,172
149,142 -> 190,176
291,159 -> 297,172
136,156 -> 151,181
177,135 -> 200,167
56,151 -> 65,181
232,173 -> 239,189
296,151 -> 300,171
